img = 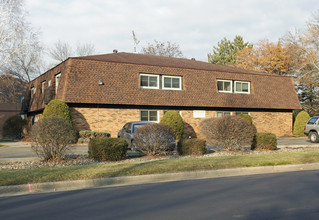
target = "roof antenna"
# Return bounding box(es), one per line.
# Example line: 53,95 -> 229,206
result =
132,30 -> 140,53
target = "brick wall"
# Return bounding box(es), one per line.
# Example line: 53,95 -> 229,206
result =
70,107 -> 293,138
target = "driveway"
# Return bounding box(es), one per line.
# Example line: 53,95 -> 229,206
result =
0,142 -> 88,162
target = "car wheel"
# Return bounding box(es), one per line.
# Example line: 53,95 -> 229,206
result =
309,132 -> 319,143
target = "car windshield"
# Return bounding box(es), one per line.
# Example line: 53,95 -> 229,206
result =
308,117 -> 319,125
133,124 -> 147,133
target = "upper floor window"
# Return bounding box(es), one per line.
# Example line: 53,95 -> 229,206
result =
31,87 -> 36,96
140,74 -> 159,89
48,80 -> 51,87
235,81 -> 250,94
217,80 -> 232,93
55,73 -> 61,93
163,76 -> 182,90
41,81 -> 46,94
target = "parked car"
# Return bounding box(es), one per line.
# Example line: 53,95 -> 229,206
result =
304,116 -> 319,143
118,121 -> 154,149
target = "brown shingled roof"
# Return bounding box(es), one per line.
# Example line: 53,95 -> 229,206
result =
73,52 -> 264,75
28,52 -> 302,112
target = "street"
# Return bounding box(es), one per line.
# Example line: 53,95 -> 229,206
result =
1,170 -> 319,219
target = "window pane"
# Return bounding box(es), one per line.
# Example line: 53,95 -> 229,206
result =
149,111 -> 157,121
217,81 -> 223,91
141,111 -> 148,121
224,112 -> 231,116
164,77 -> 171,88
149,76 -> 158,87
236,82 -> 241,92
172,78 -> 180,88
217,112 -> 223,118
242,83 -> 249,92
224,82 -> 231,91
141,76 -> 149,87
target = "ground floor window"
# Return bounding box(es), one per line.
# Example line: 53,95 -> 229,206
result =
216,111 -> 232,118
140,110 -> 159,122
235,112 -> 250,115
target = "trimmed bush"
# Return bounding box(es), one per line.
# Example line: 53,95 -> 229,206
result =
199,116 -> 255,151
293,111 -> 310,137
252,132 -> 277,150
77,130 -> 110,143
2,115 -> 26,139
30,117 -> 76,160
177,138 -> 206,156
160,110 -> 184,140
88,137 -> 128,161
43,99 -> 72,124
134,123 -> 175,156
238,114 -> 253,125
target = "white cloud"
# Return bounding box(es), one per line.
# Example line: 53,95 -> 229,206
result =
25,0 -> 317,62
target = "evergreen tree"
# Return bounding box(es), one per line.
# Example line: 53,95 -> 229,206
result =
208,35 -> 252,65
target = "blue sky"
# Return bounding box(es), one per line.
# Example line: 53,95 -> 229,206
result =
26,0 -> 318,62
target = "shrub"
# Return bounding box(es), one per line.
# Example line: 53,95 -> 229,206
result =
2,115 -> 26,139
199,118 -> 216,140
160,110 -> 184,140
43,99 -> 72,124
238,114 -> 253,125
293,111 -> 310,137
134,123 -> 175,156
200,115 -> 255,151
252,132 -> 277,150
177,138 -> 206,156
88,137 -> 128,161
77,130 -> 110,143
30,117 -> 76,160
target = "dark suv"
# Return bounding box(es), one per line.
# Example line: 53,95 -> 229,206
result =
118,121 -> 154,149
304,116 -> 319,143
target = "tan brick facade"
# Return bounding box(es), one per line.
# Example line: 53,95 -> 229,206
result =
70,107 -> 293,138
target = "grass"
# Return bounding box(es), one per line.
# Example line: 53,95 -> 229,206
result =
0,140 -> 14,142
0,144 -> 10,148
1,151 -> 319,186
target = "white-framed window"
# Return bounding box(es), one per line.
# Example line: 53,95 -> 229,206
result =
235,112 -> 250,116
48,80 -> 52,87
234,81 -> 250,94
217,80 -> 232,93
140,74 -> 159,89
140,110 -> 159,122
31,87 -> 36,96
193,110 -> 206,118
41,81 -> 46,94
217,111 -> 232,118
162,76 -> 182,90
55,73 -> 61,93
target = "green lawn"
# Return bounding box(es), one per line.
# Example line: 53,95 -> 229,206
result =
1,151 -> 319,186
0,144 -> 10,148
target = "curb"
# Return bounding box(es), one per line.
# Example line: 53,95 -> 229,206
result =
1,163 -> 319,197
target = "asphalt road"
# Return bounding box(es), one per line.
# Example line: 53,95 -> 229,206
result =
1,170 -> 319,220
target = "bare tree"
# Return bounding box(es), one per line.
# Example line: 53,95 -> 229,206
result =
76,42 -> 96,57
49,41 -> 96,64
0,0 -> 39,74
283,11 -> 319,115
141,40 -> 184,58
49,40 -> 73,63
